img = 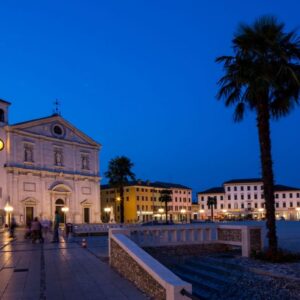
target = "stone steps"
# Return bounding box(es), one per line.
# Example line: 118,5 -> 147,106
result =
173,256 -> 244,299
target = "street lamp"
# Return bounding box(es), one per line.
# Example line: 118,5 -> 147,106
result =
158,208 -> 164,221
4,202 -> 13,227
180,208 -> 186,223
61,206 -> 69,224
104,207 -> 111,223
258,208 -> 264,220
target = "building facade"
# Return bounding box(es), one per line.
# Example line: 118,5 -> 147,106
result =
101,181 -> 192,223
0,100 -> 101,225
197,178 -> 300,220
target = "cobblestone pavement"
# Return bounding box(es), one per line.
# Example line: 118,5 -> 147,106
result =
0,229 -> 148,300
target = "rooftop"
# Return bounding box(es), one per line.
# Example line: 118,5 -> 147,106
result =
223,178 -> 262,184
101,180 -> 191,190
10,114 -> 58,126
0,98 -> 11,105
274,184 -> 300,192
197,187 -> 225,195
198,183 -> 300,195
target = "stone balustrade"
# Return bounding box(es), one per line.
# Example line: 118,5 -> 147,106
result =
129,224 -> 215,247
73,223 -> 138,235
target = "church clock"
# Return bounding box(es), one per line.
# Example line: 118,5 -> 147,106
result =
0,139 -> 4,151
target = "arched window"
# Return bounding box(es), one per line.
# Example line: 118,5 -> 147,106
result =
55,199 -> 64,205
0,109 -> 4,122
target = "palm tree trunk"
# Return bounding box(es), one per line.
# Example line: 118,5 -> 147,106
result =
211,206 -> 214,221
120,186 -> 125,223
257,101 -> 278,254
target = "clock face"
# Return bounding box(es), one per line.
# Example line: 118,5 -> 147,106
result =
0,139 -> 4,151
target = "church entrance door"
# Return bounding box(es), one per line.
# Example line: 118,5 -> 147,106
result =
55,199 -> 65,223
26,207 -> 34,225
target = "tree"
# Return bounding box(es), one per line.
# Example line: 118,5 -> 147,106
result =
216,16 -> 300,254
105,156 -> 135,223
207,196 -> 217,221
159,189 -> 172,224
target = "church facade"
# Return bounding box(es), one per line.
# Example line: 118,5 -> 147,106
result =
0,99 -> 101,225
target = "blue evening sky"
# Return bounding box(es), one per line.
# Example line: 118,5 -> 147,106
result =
0,1 -> 300,198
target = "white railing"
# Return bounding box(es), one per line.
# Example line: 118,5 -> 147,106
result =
122,223 -> 263,257
130,224 -> 216,247
73,223 -> 138,234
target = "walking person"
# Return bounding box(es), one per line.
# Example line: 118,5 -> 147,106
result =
52,210 -> 61,243
9,216 -> 16,238
31,217 -> 44,243
41,218 -> 50,238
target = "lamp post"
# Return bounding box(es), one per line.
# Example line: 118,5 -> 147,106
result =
180,208 -> 186,223
104,207 -> 111,223
4,202 -> 13,228
158,208 -> 164,221
258,208 -> 264,220
61,206 -> 69,224
116,196 -> 121,222
199,209 -> 205,220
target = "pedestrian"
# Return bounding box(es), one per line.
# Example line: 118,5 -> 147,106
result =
41,218 -> 50,238
9,216 -> 16,238
24,221 -> 32,239
52,211 -> 61,243
31,217 -> 44,243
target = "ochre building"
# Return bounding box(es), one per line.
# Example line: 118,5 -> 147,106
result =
101,180 -> 192,223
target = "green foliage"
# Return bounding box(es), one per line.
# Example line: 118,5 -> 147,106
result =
105,156 -> 135,223
159,189 -> 173,204
216,15 -> 300,122
105,156 -> 135,186
207,196 -> 217,208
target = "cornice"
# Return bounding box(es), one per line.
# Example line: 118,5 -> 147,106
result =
8,128 -> 101,150
4,164 -> 100,181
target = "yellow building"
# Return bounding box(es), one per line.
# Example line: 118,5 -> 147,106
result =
101,181 -> 192,223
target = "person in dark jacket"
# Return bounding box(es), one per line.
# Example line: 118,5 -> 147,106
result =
52,211 -> 61,243
31,217 -> 44,243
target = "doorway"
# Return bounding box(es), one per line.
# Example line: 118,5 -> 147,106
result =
84,207 -> 90,223
55,199 -> 65,223
26,207 -> 34,225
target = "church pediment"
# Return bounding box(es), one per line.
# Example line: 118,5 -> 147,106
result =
10,115 -> 100,148
21,197 -> 39,206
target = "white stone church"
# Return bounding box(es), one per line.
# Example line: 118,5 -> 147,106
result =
0,99 -> 101,225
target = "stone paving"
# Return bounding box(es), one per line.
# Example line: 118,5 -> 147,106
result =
0,229 -> 148,300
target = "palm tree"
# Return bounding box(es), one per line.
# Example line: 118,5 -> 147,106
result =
105,156 -> 135,223
159,189 -> 172,224
216,16 -> 300,254
207,196 -> 217,221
